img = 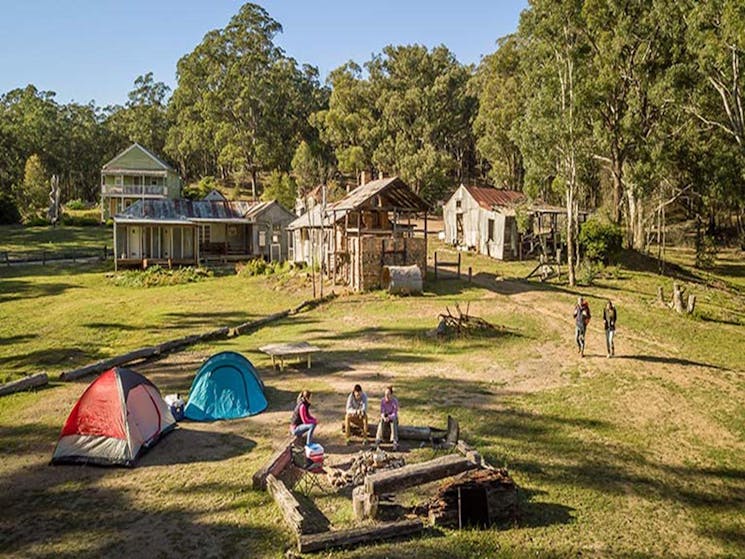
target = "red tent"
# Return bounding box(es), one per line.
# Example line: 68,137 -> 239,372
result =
52,367 -> 176,466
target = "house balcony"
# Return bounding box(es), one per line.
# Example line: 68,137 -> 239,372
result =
102,184 -> 168,198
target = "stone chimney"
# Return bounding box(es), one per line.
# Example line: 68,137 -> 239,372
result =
360,170 -> 367,185
378,170 -> 384,180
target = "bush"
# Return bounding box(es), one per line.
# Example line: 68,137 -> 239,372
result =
236,259 -> 290,277
579,218 -> 622,264
111,266 -> 213,288
577,259 -> 601,286
64,199 -> 89,210
25,215 -> 50,226
61,209 -> 101,226
0,193 -> 21,224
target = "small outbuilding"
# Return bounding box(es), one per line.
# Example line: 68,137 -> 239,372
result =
443,185 -> 526,260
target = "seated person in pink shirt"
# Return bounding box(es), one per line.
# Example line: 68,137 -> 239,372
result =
375,385 -> 399,451
290,390 -> 317,446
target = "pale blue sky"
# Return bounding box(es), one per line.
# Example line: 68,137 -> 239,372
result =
0,1 -> 527,106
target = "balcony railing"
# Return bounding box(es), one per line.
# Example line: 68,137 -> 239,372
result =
102,184 -> 168,197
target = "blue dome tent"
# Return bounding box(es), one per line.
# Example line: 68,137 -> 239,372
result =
184,352 -> 268,421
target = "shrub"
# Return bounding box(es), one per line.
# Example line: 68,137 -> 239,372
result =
0,193 -> 21,224
25,215 -> 50,226
236,259 -> 290,277
64,199 -> 89,210
579,218 -> 623,264
577,259 -> 601,286
61,209 -> 101,226
111,266 -> 213,288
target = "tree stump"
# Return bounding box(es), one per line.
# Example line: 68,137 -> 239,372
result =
687,294 -> 696,314
672,283 -> 686,313
352,486 -> 379,520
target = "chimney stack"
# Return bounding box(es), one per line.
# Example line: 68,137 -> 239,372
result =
378,170 -> 384,180
360,170 -> 367,186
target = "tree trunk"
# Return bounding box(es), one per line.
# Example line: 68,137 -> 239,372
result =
566,187 -> 576,286
250,169 -> 257,199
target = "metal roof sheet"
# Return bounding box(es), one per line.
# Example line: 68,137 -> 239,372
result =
463,185 -> 526,210
113,199 -> 275,223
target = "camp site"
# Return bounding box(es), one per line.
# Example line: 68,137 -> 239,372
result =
1,2 -> 744,558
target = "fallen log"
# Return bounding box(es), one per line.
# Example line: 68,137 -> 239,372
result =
266,473 -> 305,536
0,372 -> 48,397
364,453 -> 477,496
60,347 -> 158,381
252,439 -> 294,490
297,519 -> 425,554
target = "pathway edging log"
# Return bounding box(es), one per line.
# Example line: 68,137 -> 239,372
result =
0,372 -> 48,397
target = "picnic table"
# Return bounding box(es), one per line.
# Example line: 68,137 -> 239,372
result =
259,341 -> 321,371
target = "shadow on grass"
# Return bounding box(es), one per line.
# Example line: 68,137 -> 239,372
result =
0,333 -> 35,346
614,354 -> 728,370
0,278 -> 77,303
139,427 -> 256,467
0,461 -> 284,558
0,347 -> 103,369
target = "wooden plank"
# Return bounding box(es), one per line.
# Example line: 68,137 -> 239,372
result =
364,454 -> 477,495
0,372 -> 48,397
297,519 -> 425,554
252,441 -> 293,490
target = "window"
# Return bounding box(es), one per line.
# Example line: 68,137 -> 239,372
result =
456,200 -> 462,209
199,224 -> 211,244
151,177 -> 159,186
259,231 -> 267,247
115,176 -> 123,186
488,219 -> 495,242
133,176 -> 142,186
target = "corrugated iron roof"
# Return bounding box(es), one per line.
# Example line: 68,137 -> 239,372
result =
113,199 -> 275,223
287,203 -> 346,230
333,176 -> 429,212
463,185 -> 525,210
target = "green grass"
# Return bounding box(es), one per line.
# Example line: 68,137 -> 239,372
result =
0,224 -> 110,256
0,237 -> 743,558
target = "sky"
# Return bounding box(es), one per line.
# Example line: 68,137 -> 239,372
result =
0,0 -> 528,107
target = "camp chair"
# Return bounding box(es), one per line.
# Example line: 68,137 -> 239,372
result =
287,445 -> 328,496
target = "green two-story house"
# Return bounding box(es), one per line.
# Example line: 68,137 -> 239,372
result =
101,143 -> 182,221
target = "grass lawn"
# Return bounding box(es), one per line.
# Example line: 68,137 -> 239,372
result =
0,224 -> 110,256
0,239 -> 743,558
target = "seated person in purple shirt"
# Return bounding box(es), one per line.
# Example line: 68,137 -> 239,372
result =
375,385 -> 399,451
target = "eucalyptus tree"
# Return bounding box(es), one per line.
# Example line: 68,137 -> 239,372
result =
470,34 -> 526,189
515,0 -> 594,286
581,0 -> 687,249
166,3 -> 324,195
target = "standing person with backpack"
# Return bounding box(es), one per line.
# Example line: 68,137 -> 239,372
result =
573,296 -> 591,357
290,390 -> 317,446
603,300 -> 617,358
